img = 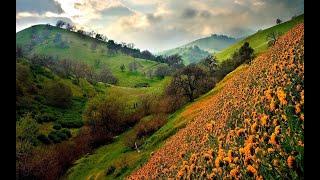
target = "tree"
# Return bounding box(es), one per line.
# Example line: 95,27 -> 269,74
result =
201,55 -> 218,75
166,65 -> 213,102
43,81 -> 72,108
56,20 -> 65,28
16,45 -> 24,58
16,113 -> 39,146
98,65 -> 118,84
276,18 -> 282,24
238,42 -> 254,64
128,60 -> 139,72
120,64 -> 126,72
165,54 -> 185,69
266,31 -> 282,47
95,33 -> 104,41
65,23 -> 75,31
154,65 -> 171,78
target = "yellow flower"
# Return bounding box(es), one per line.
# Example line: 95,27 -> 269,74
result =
260,114 -> 268,126
267,148 -> 275,153
264,89 -> 273,100
215,157 -> 221,168
247,165 -> 257,175
230,168 -> 239,177
269,133 -> 277,145
281,114 -> 287,121
274,126 -> 281,135
270,98 -> 276,111
277,88 -> 287,105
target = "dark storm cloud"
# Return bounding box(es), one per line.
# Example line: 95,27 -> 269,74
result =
181,8 -> 197,18
16,0 -> 64,14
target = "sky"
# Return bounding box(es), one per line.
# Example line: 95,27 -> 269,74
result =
16,0 -> 304,53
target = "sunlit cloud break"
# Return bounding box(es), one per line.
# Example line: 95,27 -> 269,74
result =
16,0 -> 304,52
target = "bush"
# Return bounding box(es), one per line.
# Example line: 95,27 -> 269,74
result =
125,114 -> 167,149
48,131 -> 61,143
43,81 -> 73,108
53,123 -> 62,130
58,120 -> 84,128
37,134 -> 51,144
60,128 -> 72,138
36,113 -> 57,123
56,130 -> 68,140
134,82 -> 150,88
105,166 -> 116,175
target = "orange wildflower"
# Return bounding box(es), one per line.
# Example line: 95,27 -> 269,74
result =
269,133 -> 277,145
260,114 -> 268,126
287,156 -> 295,168
277,88 -> 287,105
295,103 -> 301,114
247,165 -> 257,175
230,168 -> 239,177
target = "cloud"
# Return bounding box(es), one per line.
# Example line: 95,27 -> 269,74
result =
16,0 -> 304,52
100,6 -> 134,17
16,0 -> 64,14
181,8 -> 197,18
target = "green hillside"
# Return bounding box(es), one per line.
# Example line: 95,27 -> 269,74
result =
216,14 -> 304,61
159,34 -> 237,65
16,25 -> 166,87
159,45 -> 210,65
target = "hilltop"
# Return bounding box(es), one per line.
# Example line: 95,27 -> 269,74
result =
159,34 -> 238,65
16,25 -> 168,88
216,14 -> 304,61
129,23 -> 304,179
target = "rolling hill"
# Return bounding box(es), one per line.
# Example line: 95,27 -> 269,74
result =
129,23 -> 304,179
159,34 -> 238,65
16,25 -> 167,88
216,14 -> 304,61
65,23 -> 304,180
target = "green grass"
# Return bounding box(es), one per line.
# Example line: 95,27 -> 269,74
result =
16,25 -> 167,88
65,65 -> 244,179
216,14 -> 304,61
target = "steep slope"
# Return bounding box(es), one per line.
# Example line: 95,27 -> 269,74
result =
129,23 -> 304,179
216,14 -> 304,61
159,34 -> 238,65
16,25 -> 166,87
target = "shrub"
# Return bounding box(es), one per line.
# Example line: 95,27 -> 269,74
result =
60,128 -> 72,138
105,165 -> 116,175
58,120 -> 84,128
48,131 -> 61,143
16,114 -> 39,146
125,114 -> 167,149
53,123 -> 62,130
56,130 -> 68,140
134,82 -> 150,88
36,113 -> 57,123
43,81 -> 73,108
37,134 -> 51,144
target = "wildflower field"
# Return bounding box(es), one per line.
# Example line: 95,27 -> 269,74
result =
129,23 -> 304,179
